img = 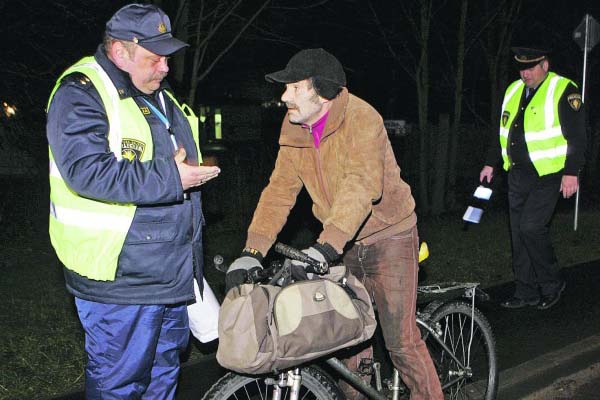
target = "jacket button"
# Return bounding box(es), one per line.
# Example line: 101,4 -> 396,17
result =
146,235 -> 152,240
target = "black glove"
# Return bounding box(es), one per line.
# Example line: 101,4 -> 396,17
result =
225,249 -> 263,292
290,242 -> 339,280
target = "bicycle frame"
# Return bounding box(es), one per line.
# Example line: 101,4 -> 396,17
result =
207,244 -> 496,400
262,283 -> 484,400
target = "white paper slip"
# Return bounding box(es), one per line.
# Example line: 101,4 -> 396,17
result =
188,277 -> 220,343
463,206 -> 484,223
473,186 -> 493,200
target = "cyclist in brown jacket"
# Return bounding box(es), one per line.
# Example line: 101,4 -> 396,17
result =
226,48 -> 443,399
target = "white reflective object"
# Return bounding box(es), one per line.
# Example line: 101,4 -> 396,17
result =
188,278 -> 220,342
463,206 -> 484,224
473,186 -> 493,200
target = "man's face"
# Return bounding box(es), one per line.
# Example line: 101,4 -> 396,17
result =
281,79 -> 326,125
519,60 -> 549,89
123,45 -> 170,94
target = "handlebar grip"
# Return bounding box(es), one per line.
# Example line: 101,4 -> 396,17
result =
213,254 -> 226,272
274,243 -> 317,266
274,242 -> 329,274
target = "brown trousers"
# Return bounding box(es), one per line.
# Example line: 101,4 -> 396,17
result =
339,226 -> 443,400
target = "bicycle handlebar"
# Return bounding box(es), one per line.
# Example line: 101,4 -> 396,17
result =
274,242 -> 329,274
248,267 -> 275,282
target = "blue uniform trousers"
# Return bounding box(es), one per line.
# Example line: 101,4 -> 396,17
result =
75,298 -> 189,399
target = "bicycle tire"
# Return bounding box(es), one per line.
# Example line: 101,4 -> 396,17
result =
422,300 -> 498,400
201,365 -> 344,400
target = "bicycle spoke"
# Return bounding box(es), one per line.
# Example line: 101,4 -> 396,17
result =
423,301 -> 497,400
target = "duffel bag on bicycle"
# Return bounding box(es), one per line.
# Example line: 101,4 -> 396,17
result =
216,265 -> 377,374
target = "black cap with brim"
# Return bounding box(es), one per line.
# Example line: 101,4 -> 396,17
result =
511,46 -> 549,70
265,69 -> 308,83
265,48 -> 346,86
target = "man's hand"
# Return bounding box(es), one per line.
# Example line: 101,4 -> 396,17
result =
225,255 -> 263,292
560,175 -> 578,199
290,246 -> 327,280
174,148 -> 221,190
479,166 -> 494,184
290,242 -> 339,280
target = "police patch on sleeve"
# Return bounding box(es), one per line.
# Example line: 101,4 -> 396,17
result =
502,111 -> 510,127
567,93 -> 582,111
121,139 -> 146,161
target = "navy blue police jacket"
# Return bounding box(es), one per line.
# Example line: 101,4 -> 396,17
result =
46,45 -> 204,305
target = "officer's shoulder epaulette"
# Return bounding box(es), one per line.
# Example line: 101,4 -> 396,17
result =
59,72 -> 96,92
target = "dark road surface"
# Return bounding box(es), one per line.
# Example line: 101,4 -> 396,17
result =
52,260 -> 600,400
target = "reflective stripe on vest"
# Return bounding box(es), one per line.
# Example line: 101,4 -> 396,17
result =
498,72 -> 572,176
47,57 -> 200,281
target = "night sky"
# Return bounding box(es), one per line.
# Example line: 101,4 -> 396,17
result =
3,0 -> 600,126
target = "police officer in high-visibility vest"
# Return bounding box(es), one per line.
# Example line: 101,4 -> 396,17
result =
480,46 -> 586,310
46,4 -> 220,398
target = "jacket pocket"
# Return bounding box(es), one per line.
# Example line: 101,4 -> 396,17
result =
125,222 -> 178,244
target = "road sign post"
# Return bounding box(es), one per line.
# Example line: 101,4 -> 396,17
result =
572,14 -> 600,231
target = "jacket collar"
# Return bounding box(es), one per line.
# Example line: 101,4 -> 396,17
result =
94,44 -> 171,100
279,88 -> 349,147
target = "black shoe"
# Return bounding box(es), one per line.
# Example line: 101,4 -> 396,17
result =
537,281 -> 566,310
500,296 -> 540,309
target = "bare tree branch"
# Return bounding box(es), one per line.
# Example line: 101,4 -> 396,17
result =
195,0 -> 272,84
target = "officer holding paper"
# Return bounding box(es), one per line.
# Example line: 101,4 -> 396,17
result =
480,45 -> 586,310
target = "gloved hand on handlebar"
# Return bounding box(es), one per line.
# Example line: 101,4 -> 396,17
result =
225,248 -> 263,292
291,242 -> 340,281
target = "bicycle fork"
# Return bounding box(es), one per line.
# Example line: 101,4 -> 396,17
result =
266,369 -> 303,400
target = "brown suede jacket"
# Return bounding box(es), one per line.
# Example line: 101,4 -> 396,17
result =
246,88 -> 416,255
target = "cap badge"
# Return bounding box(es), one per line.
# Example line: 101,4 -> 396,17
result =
158,23 -> 167,34
567,93 -> 582,111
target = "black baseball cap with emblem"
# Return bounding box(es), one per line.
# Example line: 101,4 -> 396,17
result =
511,46 -> 550,70
106,3 -> 189,56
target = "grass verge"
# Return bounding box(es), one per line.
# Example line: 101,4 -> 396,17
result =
2,178 -> 600,399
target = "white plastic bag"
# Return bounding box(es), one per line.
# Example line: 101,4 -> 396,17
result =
188,278 -> 220,342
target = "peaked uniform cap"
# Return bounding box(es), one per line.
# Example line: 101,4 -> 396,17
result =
511,46 -> 550,70
106,3 -> 189,56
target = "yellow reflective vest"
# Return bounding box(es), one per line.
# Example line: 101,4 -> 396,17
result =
47,56 -> 200,281
499,72 -> 573,176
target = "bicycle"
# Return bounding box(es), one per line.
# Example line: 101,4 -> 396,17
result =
202,243 -> 498,400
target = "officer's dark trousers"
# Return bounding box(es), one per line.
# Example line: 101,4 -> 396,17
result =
508,166 -> 563,300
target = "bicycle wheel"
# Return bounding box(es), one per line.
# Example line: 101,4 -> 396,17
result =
201,365 -> 344,400
421,301 -> 498,400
